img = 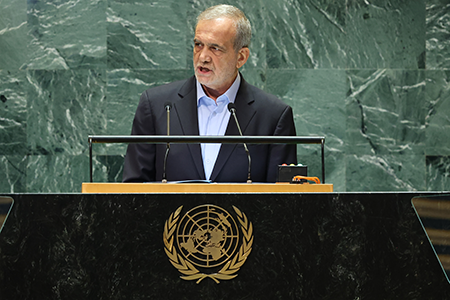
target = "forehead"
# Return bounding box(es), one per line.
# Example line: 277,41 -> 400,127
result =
194,18 -> 236,45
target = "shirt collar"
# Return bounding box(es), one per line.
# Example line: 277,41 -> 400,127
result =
196,73 -> 241,106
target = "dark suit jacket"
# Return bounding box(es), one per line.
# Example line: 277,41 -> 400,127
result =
122,75 -> 297,183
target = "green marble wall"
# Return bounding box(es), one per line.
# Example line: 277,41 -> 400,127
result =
0,0 -> 449,192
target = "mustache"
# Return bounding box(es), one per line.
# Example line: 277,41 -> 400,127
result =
196,64 -> 213,70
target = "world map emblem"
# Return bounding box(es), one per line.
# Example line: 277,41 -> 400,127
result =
163,204 -> 253,283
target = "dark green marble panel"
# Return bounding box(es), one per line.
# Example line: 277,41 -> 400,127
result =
0,0 -> 448,192
266,69 -> 347,150
0,156 -> 27,193
26,69 -> 106,156
265,69 -> 347,191
92,155 -> 124,183
26,155 -> 89,192
346,69 -> 427,156
107,0 -> 187,69
346,0 -> 426,69
425,70 -> 450,156
240,68 -> 266,90
0,0 -> 28,70
264,0 -> 347,69
0,70 -> 27,155
25,0 -> 106,69
346,154 -> 426,191
426,156 -> 450,191
426,0 -> 450,69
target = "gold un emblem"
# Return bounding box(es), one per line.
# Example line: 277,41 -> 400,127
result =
163,204 -> 253,283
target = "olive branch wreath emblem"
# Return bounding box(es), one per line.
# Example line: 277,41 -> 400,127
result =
163,205 -> 253,284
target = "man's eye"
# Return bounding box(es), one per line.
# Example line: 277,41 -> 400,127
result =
211,47 -> 220,52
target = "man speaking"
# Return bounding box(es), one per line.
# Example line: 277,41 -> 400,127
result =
122,4 -> 297,183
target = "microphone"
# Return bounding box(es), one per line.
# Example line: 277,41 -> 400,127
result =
162,102 -> 172,183
227,103 -> 252,183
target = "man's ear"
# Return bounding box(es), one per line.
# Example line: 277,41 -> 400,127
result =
236,47 -> 250,69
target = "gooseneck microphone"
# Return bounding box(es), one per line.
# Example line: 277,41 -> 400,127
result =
162,102 -> 172,183
227,103 -> 252,183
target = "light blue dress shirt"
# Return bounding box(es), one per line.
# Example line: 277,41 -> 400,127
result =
197,74 -> 241,180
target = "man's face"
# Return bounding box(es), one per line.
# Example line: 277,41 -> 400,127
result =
193,18 -> 248,98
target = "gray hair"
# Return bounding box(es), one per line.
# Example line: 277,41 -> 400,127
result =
196,4 -> 251,52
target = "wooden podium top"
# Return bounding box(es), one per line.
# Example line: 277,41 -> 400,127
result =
81,182 -> 333,194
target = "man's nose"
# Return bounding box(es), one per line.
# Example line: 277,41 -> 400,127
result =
198,47 -> 212,63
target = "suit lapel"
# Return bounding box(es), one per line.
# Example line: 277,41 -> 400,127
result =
173,76 -> 205,179
210,76 -> 256,181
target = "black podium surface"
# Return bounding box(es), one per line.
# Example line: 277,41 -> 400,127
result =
0,192 -> 449,299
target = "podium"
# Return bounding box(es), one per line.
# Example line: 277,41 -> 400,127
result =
1,190 -> 449,299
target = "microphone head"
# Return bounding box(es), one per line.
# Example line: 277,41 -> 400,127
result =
164,102 -> 172,111
227,102 -> 237,113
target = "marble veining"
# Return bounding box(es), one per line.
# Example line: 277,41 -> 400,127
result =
0,70 -> 27,155
346,154 -> 426,191
26,0 -> 106,70
426,0 -> 450,69
265,0 -> 347,69
346,69 -> 427,156
26,69 -> 106,156
425,70 -> 450,156
26,155 -> 89,193
0,0 -> 28,70
346,0 -> 426,69
427,156 -> 450,191
0,156 -> 27,193
107,0 -> 187,69
0,0 -> 449,192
